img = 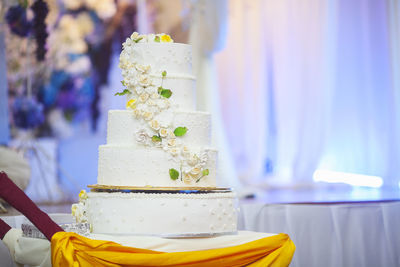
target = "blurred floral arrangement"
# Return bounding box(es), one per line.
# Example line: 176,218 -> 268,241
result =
2,0 -> 118,139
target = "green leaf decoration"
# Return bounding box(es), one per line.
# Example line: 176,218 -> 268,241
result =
114,89 -> 131,96
174,127 -> 188,137
160,89 -> 172,98
154,36 -> 160,42
169,168 -> 179,180
162,70 -> 167,77
121,80 -> 126,86
202,169 -> 209,176
158,87 -> 172,98
152,135 -> 162,142
134,37 -> 143,43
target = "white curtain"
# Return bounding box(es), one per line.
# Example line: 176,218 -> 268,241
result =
215,0 -> 400,187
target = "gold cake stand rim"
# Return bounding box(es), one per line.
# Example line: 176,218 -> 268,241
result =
88,184 -> 232,191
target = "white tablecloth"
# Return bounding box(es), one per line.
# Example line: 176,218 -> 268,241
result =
0,214 -> 276,267
239,200 -> 400,267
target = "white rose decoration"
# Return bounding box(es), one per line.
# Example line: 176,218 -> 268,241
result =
130,32 -> 140,40
149,120 -> 160,131
167,130 -> 175,139
136,64 -> 150,74
136,129 -> 149,145
167,138 -> 177,147
183,173 -> 192,184
157,99 -> 170,109
159,128 -> 168,138
135,86 -> 144,95
169,147 -> 179,157
190,167 -> 201,178
133,109 -> 142,118
188,154 -> 199,166
138,75 -> 152,87
199,151 -> 209,164
145,86 -> 157,95
143,111 -> 153,121
147,99 -> 156,106
139,93 -> 149,103
181,146 -> 190,158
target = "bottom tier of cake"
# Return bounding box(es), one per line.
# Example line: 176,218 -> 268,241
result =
72,190 -> 238,237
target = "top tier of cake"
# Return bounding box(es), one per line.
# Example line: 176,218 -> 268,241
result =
97,33 -> 218,188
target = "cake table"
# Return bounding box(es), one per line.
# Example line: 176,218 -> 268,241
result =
0,214 -> 295,267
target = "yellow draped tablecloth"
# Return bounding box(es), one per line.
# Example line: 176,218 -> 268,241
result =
51,232 -> 295,267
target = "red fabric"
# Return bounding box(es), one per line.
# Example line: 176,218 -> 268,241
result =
0,218 -> 11,239
0,172 -> 64,241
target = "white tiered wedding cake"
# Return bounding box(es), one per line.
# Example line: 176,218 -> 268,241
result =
72,33 -> 238,237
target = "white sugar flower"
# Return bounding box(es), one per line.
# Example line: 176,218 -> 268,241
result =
136,129 -> 149,145
138,75 -> 152,87
147,34 -> 156,42
159,128 -> 168,138
190,167 -> 201,178
169,147 -> 179,157
157,99 -> 170,109
183,173 -> 192,184
147,99 -> 156,106
149,120 -> 160,131
130,32 -> 140,40
150,92 -> 159,99
188,154 -> 199,166
168,130 -> 176,139
181,146 -> 190,158
146,86 -> 157,94
167,138 -> 177,147
143,111 -> 153,121
135,86 -> 144,95
199,151 -> 209,164
133,109 -> 142,118
139,93 -> 149,102
135,64 -> 150,74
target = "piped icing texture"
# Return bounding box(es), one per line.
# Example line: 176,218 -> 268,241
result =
84,191 -> 238,235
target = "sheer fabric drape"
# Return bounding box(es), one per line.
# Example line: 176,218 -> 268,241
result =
215,0 -> 400,187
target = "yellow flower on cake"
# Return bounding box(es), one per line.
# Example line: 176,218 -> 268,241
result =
161,34 -> 173,43
126,99 -> 137,109
78,190 -> 88,200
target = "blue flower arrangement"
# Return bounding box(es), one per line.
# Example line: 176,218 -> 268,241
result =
12,96 -> 44,129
